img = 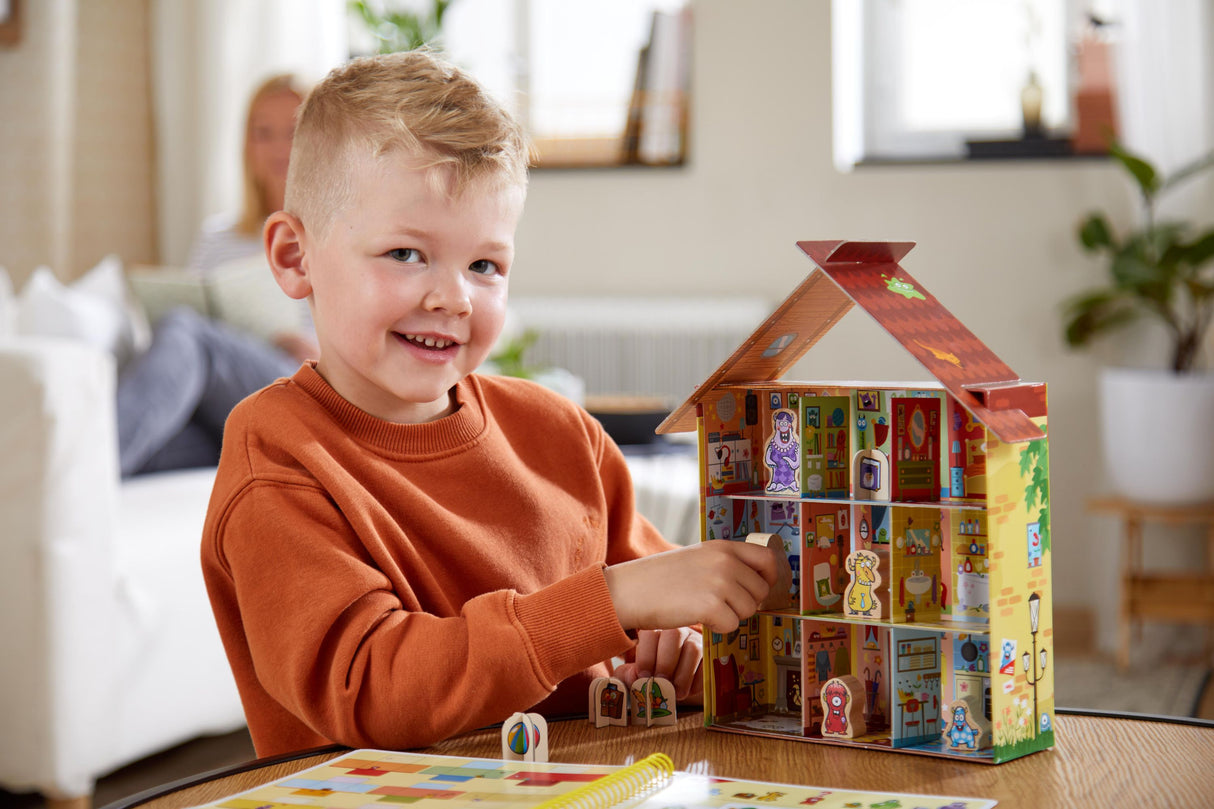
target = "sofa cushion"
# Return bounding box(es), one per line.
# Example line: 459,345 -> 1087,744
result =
16,255 -> 151,369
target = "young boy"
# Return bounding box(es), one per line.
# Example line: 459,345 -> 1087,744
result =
201,50 -> 789,758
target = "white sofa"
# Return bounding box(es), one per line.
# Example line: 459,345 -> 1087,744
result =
0,336 -> 245,804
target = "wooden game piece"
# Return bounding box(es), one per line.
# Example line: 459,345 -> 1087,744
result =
852,449 -> 890,500
819,675 -> 867,739
844,549 -> 882,618
631,676 -> 677,727
589,676 -> 629,727
501,712 -> 548,762
942,695 -> 989,751
763,408 -> 801,495
745,533 -> 794,610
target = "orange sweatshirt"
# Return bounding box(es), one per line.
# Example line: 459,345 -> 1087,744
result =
202,365 -> 675,757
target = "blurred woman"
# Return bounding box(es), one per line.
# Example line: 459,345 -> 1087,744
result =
118,74 -> 315,477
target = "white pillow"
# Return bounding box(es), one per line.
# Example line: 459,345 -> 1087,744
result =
16,255 -> 151,368
0,267 -> 15,337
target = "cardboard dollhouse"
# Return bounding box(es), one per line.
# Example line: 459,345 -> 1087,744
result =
656,241 -> 1054,764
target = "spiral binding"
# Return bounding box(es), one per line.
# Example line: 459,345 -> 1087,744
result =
532,753 -> 675,809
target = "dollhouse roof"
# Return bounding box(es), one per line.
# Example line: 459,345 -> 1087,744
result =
656,240 -> 1047,444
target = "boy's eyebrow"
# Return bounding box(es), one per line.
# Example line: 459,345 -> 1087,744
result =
386,227 -> 512,254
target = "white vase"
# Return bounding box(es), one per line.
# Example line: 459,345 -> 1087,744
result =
1099,367 -> 1214,504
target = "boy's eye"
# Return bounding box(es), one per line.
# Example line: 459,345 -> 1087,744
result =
387,248 -> 423,263
469,259 -> 502,276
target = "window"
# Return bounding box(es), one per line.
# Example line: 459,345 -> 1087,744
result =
833,0 -> 1098,168
352,0 -> 691,167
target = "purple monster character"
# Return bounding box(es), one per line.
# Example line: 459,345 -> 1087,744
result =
764,409 -> 799,494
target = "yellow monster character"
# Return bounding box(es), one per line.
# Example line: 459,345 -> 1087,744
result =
845,550 -> 881,617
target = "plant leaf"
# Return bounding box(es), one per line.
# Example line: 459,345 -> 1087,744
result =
1181,230 -> 1214,268
1078,214 -> 1114,251
1110,251 -> 1162,286
1061,290 -> 1139,346
1109,141 -> 1160,197
1159,150 -> 1214,195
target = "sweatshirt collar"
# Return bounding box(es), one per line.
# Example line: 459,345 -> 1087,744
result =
292,363 -> 488,457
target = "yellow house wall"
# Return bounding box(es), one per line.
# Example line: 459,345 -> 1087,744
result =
986,417 -> 1054,754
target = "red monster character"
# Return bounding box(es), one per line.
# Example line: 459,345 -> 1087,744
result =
822,679 -> 850,735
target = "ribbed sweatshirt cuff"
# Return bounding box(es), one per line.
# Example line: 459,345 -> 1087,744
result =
512,565 -> 632,687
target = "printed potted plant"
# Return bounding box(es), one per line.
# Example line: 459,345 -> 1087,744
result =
1063,142 -> 1214,503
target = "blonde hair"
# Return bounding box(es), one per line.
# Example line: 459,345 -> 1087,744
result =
286,49 -> 531,235
236,73 -> 308,236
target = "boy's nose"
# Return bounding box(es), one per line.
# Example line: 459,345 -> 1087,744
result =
422,268 -> 472,316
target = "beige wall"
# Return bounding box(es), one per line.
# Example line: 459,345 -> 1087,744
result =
0,0 -> 155,288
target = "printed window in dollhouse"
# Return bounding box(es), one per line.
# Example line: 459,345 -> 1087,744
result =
897,638 -> 937,671
762,333 -> 798,358
906,528 -> 931,555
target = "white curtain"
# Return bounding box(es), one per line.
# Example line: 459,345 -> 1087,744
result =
1113,0 -> 1214,215
150,0 -> 348,267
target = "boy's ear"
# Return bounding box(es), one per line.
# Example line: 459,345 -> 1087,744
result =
264,211 -> 312,300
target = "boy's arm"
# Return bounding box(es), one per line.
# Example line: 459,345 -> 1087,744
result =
204,482 -> 633,752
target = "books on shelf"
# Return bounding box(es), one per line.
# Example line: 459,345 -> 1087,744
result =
623,6 -> 692,165
186,749 -> 996,809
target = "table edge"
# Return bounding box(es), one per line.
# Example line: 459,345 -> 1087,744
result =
99,708 -> 1214,809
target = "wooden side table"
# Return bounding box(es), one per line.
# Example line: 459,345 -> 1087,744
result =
1089,497 -> 1214,668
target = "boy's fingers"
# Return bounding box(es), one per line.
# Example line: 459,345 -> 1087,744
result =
672,634 -> 703,700
632,630 -> 659,678
652,629 -> 684,678
718,539 -> 783,587
733,562 -> 774,606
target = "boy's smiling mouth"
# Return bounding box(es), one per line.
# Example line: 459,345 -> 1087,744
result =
396,332 -> 459,351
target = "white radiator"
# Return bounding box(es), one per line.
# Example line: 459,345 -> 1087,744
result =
508,296 -> 771,403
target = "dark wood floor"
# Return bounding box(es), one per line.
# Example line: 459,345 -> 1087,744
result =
0,729 -> 254,809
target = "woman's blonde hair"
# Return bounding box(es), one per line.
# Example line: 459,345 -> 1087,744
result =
285,49 -> 531,235
236,73 -> 308,236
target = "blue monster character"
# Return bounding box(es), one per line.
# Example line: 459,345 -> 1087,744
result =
764,409 -> 799,494
945,703 -> 980,750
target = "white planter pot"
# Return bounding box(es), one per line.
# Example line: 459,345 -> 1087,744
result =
1099,367 -> 1214,505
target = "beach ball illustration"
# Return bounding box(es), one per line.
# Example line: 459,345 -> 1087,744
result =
507,720 -> 535,755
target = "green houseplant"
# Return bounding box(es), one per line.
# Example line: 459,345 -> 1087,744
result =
1064,142 -> 1214,504
1064,142 -> 1214,373
349,0 -> 455,54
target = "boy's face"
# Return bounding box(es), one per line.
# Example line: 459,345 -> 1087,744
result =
300,150 -> 524,424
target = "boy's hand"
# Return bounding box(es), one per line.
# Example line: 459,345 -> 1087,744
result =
612,627 -> 704,702
603,540 -> 793,635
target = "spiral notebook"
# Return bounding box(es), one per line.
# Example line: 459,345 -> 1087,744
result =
192,749 -> 995,809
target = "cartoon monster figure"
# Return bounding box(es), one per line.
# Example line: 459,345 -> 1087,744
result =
884,275 -> 926,301
844,550 -> 882,617
944,702 -> 981,750
821,679 -> 850,736
764,408 -> 800,494
998,639 -> 1017,675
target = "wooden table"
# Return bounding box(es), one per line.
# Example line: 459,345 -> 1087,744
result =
107,710 -> 1214,809
1089,496 -> 1214,668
